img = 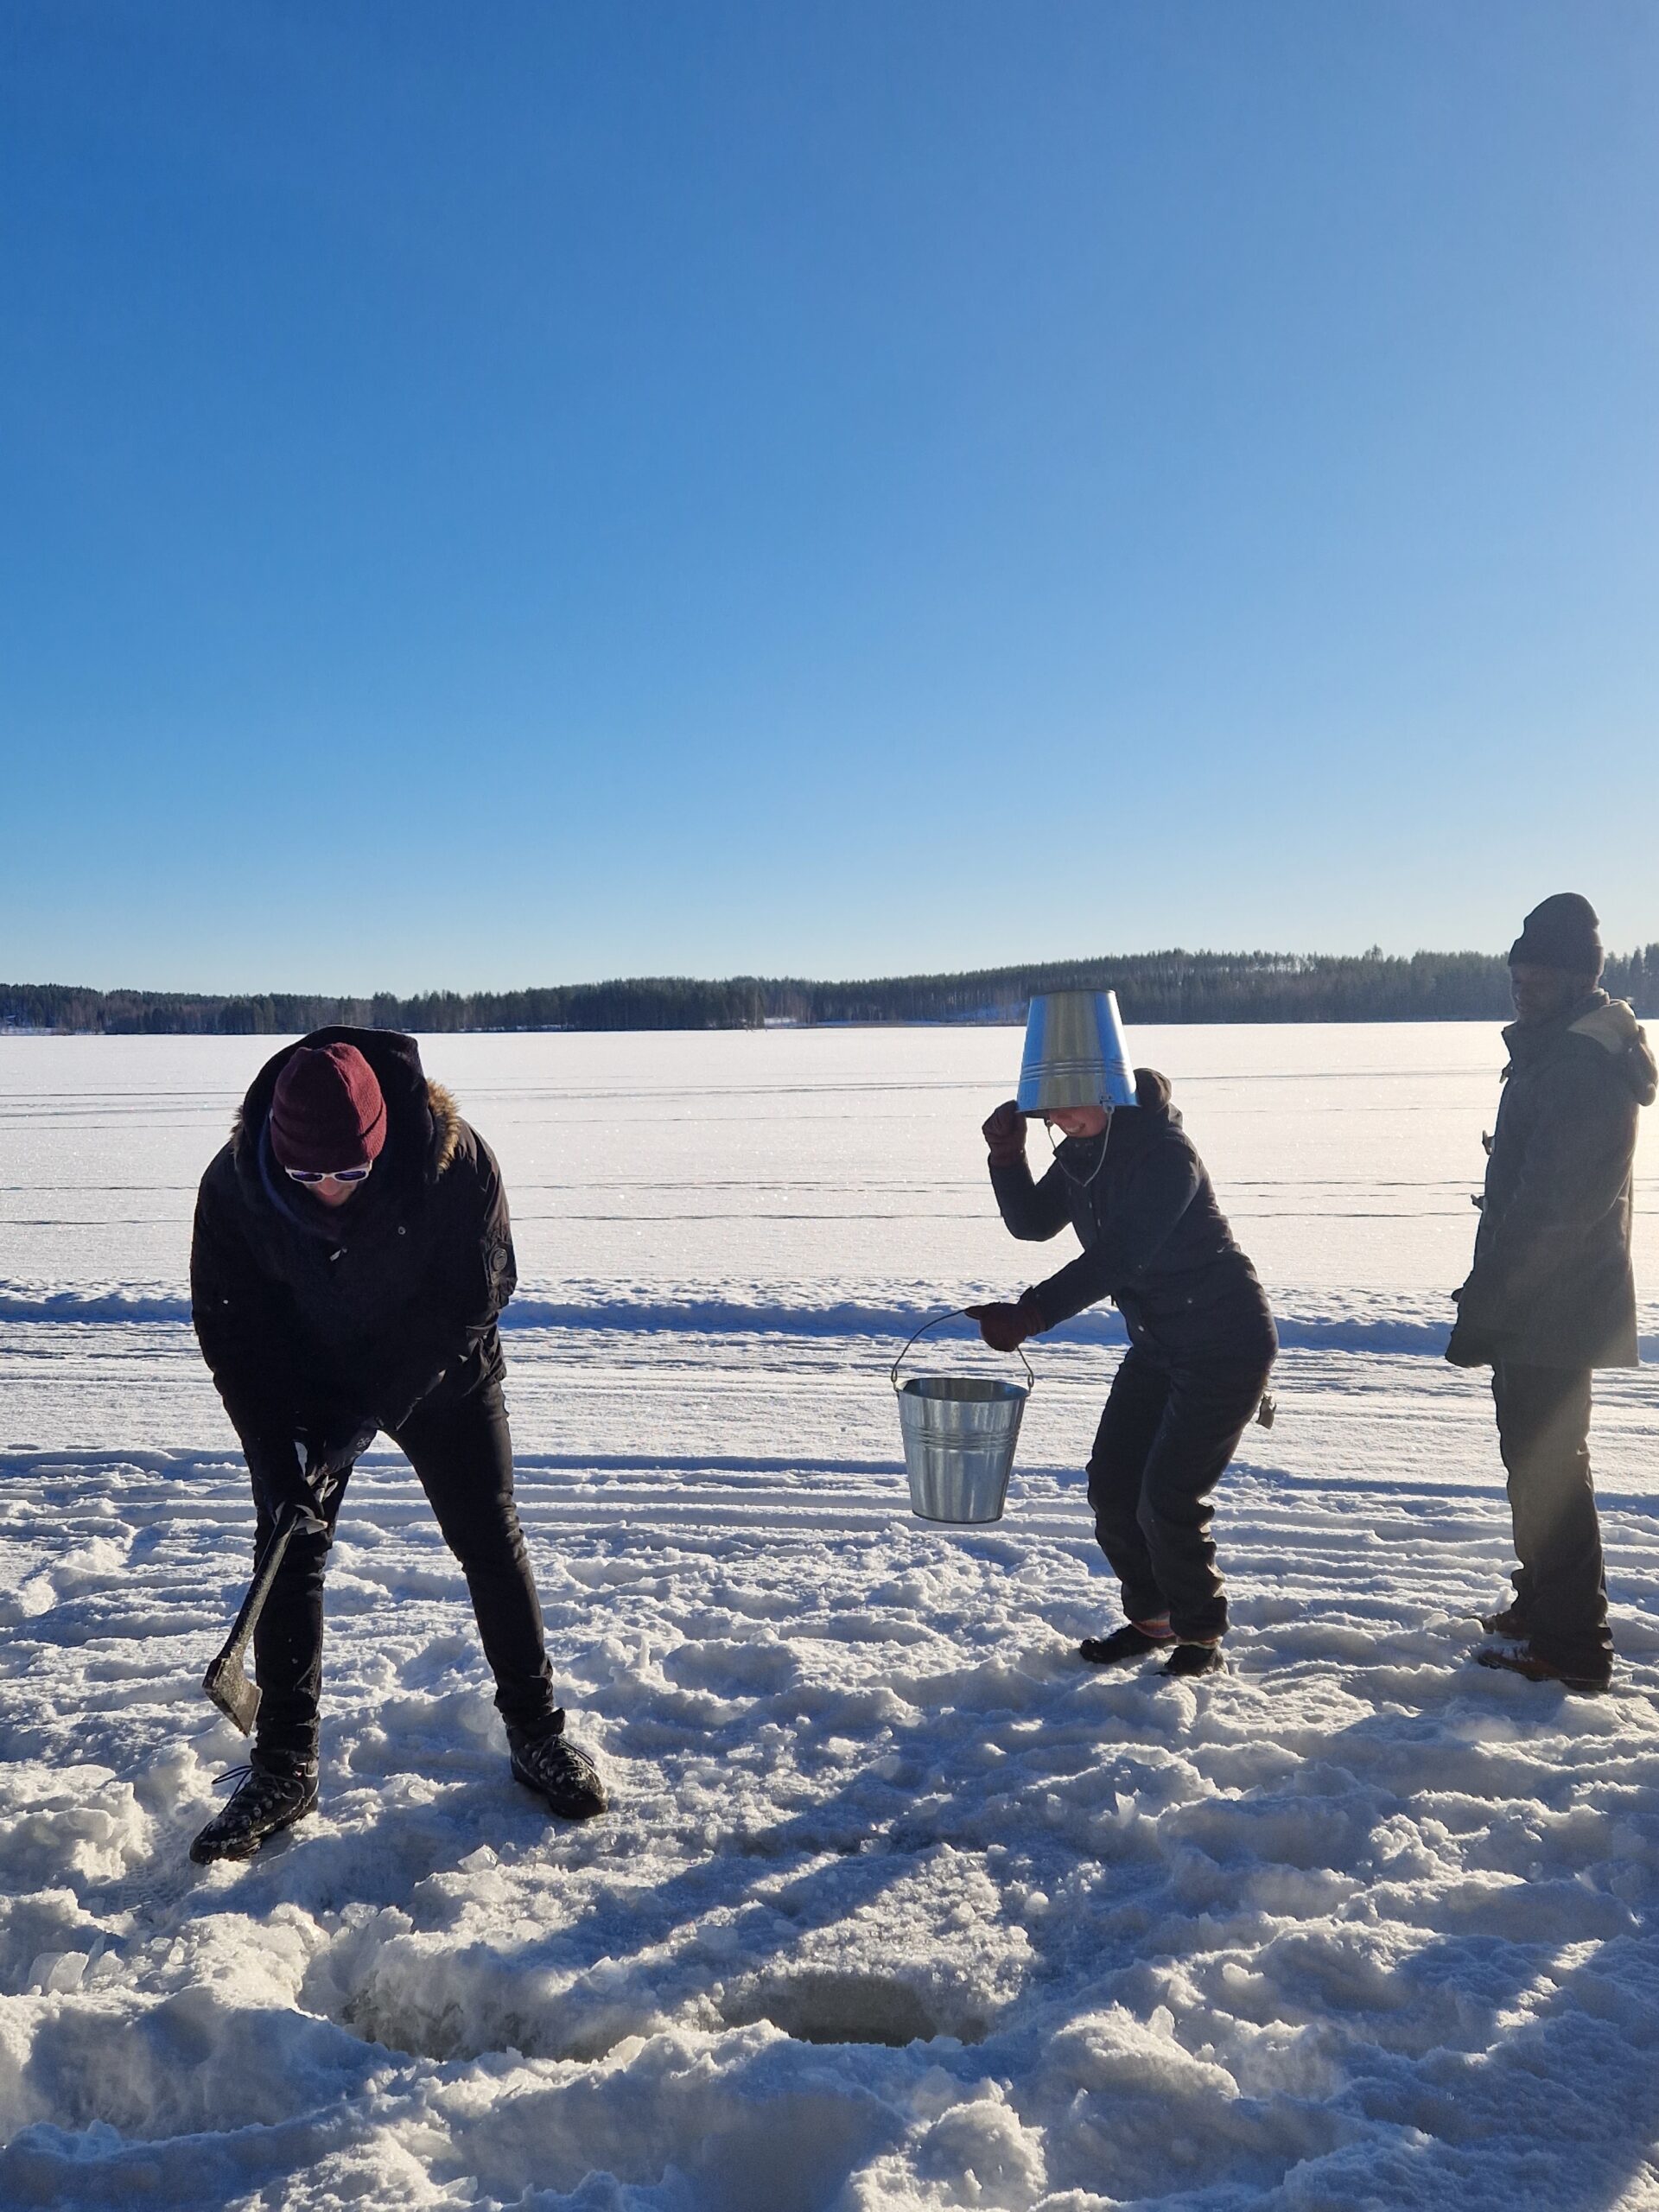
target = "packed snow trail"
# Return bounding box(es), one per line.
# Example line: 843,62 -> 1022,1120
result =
1,1027 -> 1656,2209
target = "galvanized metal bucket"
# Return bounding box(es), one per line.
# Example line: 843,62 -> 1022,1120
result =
891,1310 -> 1034,1525
1017,989 -> 1136,1113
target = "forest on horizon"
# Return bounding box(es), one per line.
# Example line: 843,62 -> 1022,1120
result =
5,945 -> 1659,1035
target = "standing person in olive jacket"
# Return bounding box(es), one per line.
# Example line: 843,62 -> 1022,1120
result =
188,1029 -> 606,1861
967,1070 -> 1276,1677
1449,894 -> 1656,1694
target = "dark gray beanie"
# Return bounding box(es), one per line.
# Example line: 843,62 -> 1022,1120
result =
1508,893 -> 1604,978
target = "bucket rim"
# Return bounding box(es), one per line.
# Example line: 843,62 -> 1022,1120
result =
897,1373 -> 1028,1403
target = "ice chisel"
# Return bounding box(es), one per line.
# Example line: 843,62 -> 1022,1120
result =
203,1501 -> 326,1733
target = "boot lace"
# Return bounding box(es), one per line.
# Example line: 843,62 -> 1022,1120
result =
208,1763 -> 303,1821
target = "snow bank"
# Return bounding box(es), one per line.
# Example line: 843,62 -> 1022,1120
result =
4,1279 -> 1656,1368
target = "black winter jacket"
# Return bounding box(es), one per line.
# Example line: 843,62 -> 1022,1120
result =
989,1071 -> 1275,1367
190,1029 -> 518,1465
1451,993 -> 1655,1370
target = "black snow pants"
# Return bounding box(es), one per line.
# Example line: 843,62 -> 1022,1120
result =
1491,1362 -> 1611,1677
248,1376 -> 558,1768
1085,1346 -> 1273,1643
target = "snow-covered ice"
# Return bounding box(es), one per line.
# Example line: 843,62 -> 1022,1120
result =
1,1025 -> 1656,2209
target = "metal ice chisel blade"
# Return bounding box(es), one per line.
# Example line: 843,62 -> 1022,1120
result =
202,1502 -> 323,1733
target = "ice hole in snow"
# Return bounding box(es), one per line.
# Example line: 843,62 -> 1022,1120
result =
323,1974 -> 967,2065
720,1969 -> 973,2049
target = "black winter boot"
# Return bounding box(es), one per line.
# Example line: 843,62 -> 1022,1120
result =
1078,1624 -> 1175,1667
189,1757 -> 318,1864
1479,1602 -> 1531,1637
1162,1642 -> 1224,1679
507,1713 -> 607,1820
1475,1643 -> 1610,1694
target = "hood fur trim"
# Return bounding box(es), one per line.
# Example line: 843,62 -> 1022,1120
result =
428,1081 -> 462,1174
1570,997 -> 1658,1106
1572,996 -> 1640,1053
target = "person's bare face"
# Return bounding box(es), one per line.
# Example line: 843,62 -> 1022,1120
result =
306,1174 -> 364,1210
1045,1105 -> 1109,1140
1509,963 -> 1586,1027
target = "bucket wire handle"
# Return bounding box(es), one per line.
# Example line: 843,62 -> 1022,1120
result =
891,1306 -> 1036,1395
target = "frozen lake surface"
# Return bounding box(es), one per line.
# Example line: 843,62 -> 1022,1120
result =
1,1025 -> 1656,2209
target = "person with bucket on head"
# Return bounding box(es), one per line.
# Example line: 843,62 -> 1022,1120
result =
1447,894 -> 1655,1694
188,1029 -> 607,1862
966,990 -> 1276,1678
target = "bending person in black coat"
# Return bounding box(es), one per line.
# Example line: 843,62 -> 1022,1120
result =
1449,893 -> 1656,1694
188,1028 -> 607,1861
968,1070 -> 1276,1678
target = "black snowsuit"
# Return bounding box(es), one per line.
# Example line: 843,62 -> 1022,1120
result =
1448,993 -> 1656,1678
990,1073 -> 1276,1642
190,1027 -> 556,1766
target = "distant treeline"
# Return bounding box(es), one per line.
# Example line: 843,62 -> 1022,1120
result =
6,947 -> 1659,1035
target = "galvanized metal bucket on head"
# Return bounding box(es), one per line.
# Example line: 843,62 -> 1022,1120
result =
891,1310 -> 1034,1525
1016,989 -> 1136,1112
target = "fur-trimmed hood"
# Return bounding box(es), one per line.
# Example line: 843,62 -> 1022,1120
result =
1504,992 -> 1658,1109
1570,996 -> 1658,1106
230,1028 -> 462,1187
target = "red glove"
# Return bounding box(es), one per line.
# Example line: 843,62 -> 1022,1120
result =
964,1293 -> 1045,1352
982,1100 -> 1027,1167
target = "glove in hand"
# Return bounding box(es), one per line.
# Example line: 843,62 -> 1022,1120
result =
1444,1319 -> 1492,1370
964,1293 -> 1045,1352
302,1423 -> 378,1482
376,1360 -> 450,1437
245,1438 -> 333,1530
982,1100 -> 1027,1167
247,1438 -> 315,1515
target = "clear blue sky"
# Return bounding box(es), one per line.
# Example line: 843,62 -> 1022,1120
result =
3,2 -> 1655,993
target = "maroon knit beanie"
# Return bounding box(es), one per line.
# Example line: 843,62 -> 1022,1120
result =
269,1043 -> 388,1173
